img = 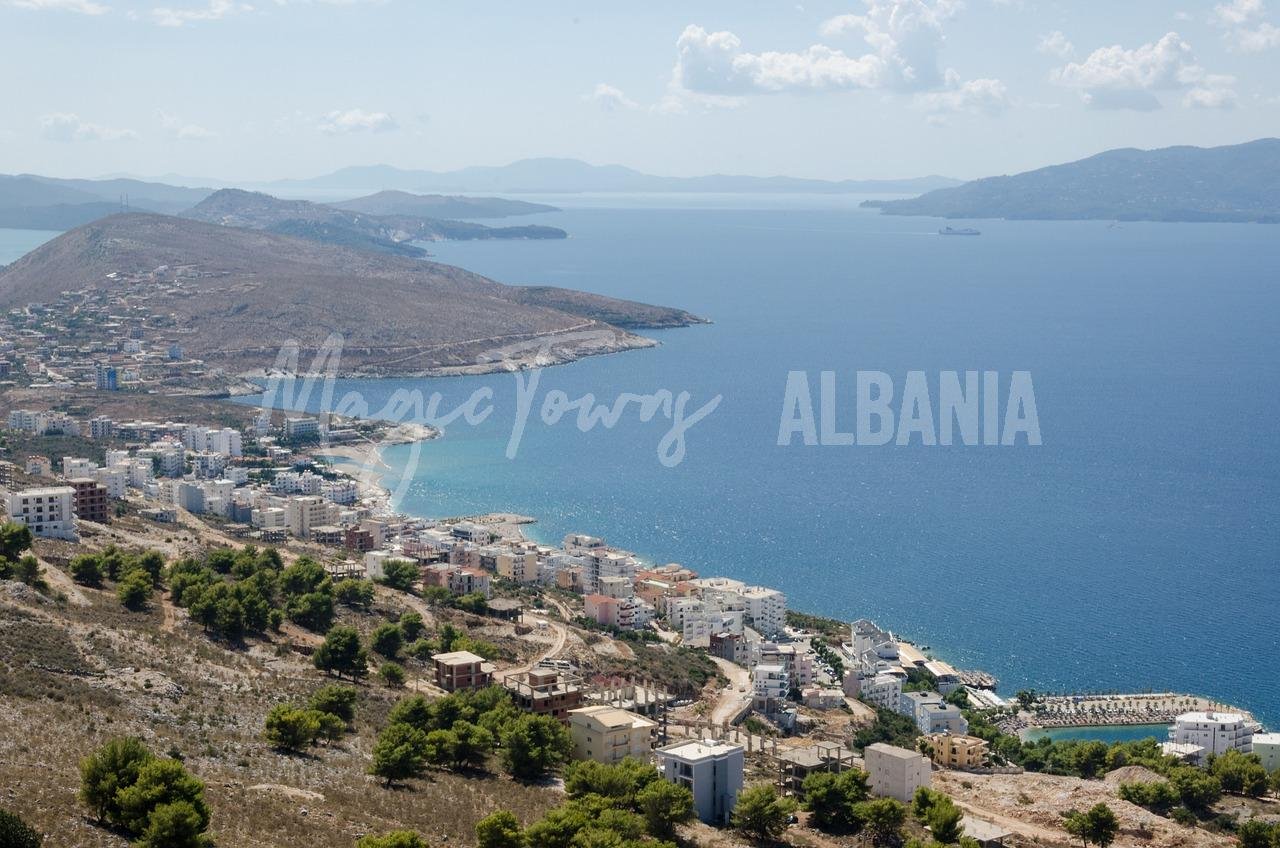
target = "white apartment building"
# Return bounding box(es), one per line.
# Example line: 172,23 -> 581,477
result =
271,470 -> 324,496
655,740 -> 745,825
94,466 -> 128,499
586,550 -> 639,594
918,702 -> 969,735
752,663 -> 790,708
137,443 -> 183,477
847,671 -> 903,712
122,459 -> 154,489
191,452 -> 227,479
223,467 -> 249,485
201,480 -> 235,517
753,642 -> 815,689
7,409 -> 39,432
1252,732 -> 1280,772
207,428 -> 243,457
322,480 -> 359,505
5,486 -> 77,540
622,596 -> 654,629
865,743 -> 932,802
283,417 -> 321,440
563,533 -> 606,555
166,481 -> 206,514
668,597 -> 746,648
62,457 -> 97,478
740,586 -> 787,637
899,691 -> 968,735
6,410 -> 77,435
1170,712 -> 1254,765
252,506 -> 289,530
692,577 -> 787,638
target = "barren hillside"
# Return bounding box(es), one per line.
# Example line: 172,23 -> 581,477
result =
0,213 -> 701,377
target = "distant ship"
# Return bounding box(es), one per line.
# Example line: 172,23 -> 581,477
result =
939,226 -> 981,236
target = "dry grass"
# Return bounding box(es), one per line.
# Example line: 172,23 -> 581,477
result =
0,556 -> 559,848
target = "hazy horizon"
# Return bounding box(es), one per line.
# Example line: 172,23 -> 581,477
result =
4,1 -> 1279,183
4,135 -> 1266,190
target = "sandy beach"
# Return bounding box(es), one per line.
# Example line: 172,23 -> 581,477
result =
313,422 -> 438,511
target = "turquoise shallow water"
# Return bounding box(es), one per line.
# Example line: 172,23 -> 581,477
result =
8,196 -> 1277,728
1024,725 -> 1171,744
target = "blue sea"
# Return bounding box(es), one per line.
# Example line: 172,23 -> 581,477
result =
6,196 -> 1277,727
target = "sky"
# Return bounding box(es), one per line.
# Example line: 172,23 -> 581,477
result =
2,0 -> 1279,182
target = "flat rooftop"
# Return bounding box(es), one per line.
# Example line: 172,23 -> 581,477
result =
658,739 -> 743,761
866,743 -> 926,760
1176,711 -> 1246,724
433,650 -> 486,665
569,705 -> 656,730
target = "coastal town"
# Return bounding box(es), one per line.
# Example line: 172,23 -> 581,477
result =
2,387 -> 1278,848
0,269 -> 265,397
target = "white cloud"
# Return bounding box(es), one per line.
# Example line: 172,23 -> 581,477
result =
916,70 -> 1012,115
40,113 -> 138,142
668,0 -> 984,103
664,2 -> 1008,122
1051,32 -> 1226,110
1211,0 -> 1280,51
1184,74 -> 1240,108
820,0 -> 960,91
1037,30 -> 1074,59
1053,33 -> 1201,90
158,110 -> 214,139
672,24 -> 883,95
1237,21 -> 1280,49
584,83 -> 639,111
151,0 -> 249,26
2,0 -> 107,12
317,108 -> 397,134
1213,0 -> 1263,26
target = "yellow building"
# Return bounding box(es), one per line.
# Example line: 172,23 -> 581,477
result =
567,705 -> 657,764
924,733 -> 989,770
494,551 -> 539,583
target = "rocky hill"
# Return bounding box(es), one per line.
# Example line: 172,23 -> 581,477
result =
863,138 -> 1280,223
0,213 -> 700,377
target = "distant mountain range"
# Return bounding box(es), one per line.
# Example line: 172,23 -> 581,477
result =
0,176 -> 563,234
0,174 -> 210,229
183,189 -> 566,257
267,159 -> 962,195
863,138 -> 1280,223
0,161 -> 962,237
0,214 -> 703,378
